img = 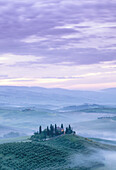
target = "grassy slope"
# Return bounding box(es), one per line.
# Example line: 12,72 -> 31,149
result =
0,135 -> 116,170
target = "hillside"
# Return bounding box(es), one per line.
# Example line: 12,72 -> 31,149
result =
0,134 -> 116,170
0,86 -> 116,106
61,104 -> 116,113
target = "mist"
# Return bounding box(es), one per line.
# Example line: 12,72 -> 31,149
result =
95,151 -> 116,170
70,149 -> 116,170
0,105 -> 116,141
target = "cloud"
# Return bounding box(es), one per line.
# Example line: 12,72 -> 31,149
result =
100,60 -> 116,68
0,0 -> 115,66
21,35 -> 48,43
0,59 -> 116,89
0,0 -> 116,89
0,53 -> 42,65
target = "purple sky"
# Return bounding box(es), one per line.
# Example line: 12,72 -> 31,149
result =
0,0 -> 116,90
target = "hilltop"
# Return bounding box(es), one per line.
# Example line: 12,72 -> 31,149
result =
0,134 -> 116,169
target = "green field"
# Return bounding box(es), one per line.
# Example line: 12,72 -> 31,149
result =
0,135 -> 116,170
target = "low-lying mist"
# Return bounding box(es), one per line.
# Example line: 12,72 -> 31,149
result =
70,149 -> 116,170
0,105 -> 116,142
95,151 -> 116,170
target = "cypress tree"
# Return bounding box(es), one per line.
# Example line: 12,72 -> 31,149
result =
69,124 -> 72,134
39,126 -> 42,134
50,124 -> 54,137
55,124 -> 57,135
61,124 -> 64,129
43,130 -> 47,139
47,126 -> 49,136
65,127 -> 68,134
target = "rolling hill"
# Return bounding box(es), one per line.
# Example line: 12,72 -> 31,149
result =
0,134 -> 116,169
0,86 -> 116,106
61,104 -> 116,113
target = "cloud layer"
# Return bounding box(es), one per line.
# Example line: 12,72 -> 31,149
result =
0,0 -> 116,89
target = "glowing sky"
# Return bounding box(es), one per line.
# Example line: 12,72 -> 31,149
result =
0,0 -> 116,90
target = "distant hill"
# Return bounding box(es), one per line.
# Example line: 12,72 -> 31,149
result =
61,104 -> 116,113
0,125 -> 16,137
0,86 -> 116,106
61,104 -> 102,111
102,88 -> 116,94
0,134 -> 115,169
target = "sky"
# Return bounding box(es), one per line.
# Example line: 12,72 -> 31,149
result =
0,0 -> 116,90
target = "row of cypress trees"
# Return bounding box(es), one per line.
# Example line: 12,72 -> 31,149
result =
39,124 -> 64,137
39,124 -> 74,137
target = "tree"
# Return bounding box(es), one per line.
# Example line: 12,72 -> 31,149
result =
39,126 -> 42,134
61,124 -> 64,129
68,124 -> 72,134
65,127 -> 68,134
55,124 -> 57,134
47,126 -> 49,136
43,130 -> 47,139
50,124 -> 54,137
